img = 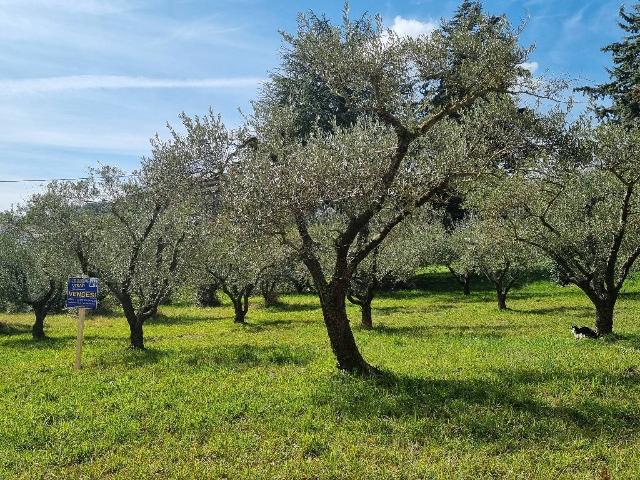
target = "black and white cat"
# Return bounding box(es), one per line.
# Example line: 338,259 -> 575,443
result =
571,325 -> 599,339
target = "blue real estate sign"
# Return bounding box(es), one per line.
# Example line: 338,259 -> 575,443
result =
66,277 -> 99,309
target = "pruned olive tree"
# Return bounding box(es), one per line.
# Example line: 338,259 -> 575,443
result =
347,217 -> 431,328
197,218 -> 287,323
431,223 -> 475,295
452,217 -> 539,310
195,282 -> 223,307
30,111 -> 233,348
29,163 -> 198,348
484,122 -> 640,333
0,212 -> 68,339
233,4 -> 529,373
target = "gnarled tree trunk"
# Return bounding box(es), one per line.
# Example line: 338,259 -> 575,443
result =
121,294 -> 145,349
129,321 -> 145,349
196,283 -> 222,307
593,296 -> 616,335
462,275 -> 471,296
580,286 -> 618,336
319,281 -> 376,374
32,309 -> 46,339
232,298 -> 247,323
447,266 -> 472,296
360,300 -> 373,329
261,280 -> 280,307
497,290 -> 508,310
222,285 -> 252,324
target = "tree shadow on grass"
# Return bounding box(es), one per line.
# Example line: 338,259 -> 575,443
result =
512,305 -> 594,317
313,367 -> 640,445
239,318 -> 301,333
619,290 -> 640,301
0,322 -> 31,336
147,313 -> 220,326
369,323 -> 519,339
91,346 -> 168,368
262,302 -> 320,313
1,335 -> 75,349
176,343 -> 315,369
91,343 -> 316,370
374,303 -> 460,317
609,333 -> 640,352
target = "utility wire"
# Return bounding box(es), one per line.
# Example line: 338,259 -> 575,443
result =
0,174 -> 135,183
0,178 -> 90,183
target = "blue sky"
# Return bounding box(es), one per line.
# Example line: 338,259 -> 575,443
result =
0,0 -> 628,208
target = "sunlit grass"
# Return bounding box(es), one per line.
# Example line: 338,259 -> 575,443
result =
1,274 -> 639,479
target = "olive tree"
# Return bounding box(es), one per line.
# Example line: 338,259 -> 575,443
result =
0,212 -> 68,339
452,217 -> 539,310
233,4 -> 529,373
431,223 -> 475,295
198,218 -> 287,323
485,122 -> 640,333
31,110 -> 234,347
347,218 -> 430,328
28,163 -> 198,348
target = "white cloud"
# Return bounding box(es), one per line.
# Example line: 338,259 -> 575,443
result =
519,61 -> 539,74
390,16 -> 437,38
0,75 -> 265,96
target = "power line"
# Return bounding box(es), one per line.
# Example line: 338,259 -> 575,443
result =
0,174 -> 136,184
0,177 -> 90,183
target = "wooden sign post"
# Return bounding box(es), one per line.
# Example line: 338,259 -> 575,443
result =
67,276 -> 99,370
75,308 -> 86,370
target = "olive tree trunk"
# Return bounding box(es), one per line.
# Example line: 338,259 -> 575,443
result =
32,309 -> 46,339
318,281 -> 376,374
497,289 -> 508,310
462,276 -> 471,296
360,300 -> 373,329
261,280 -> 280,307
121,295 -> 145,349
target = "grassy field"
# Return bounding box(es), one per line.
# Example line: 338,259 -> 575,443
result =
1,272 -> 640,479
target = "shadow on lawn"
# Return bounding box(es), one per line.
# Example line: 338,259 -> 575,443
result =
176,343 -> 315,368
91,343 -> 316,370
613,333 -> 640,351
0,322 -> 31,336
315,367 -> 640,443
512,305 -> 594,317
374,303 -> 460,317
369,323 -> 520,339
263,302 -> 319,313
1,334 -> 76,349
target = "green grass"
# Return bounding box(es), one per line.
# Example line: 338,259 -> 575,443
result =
2,275 -> 640,479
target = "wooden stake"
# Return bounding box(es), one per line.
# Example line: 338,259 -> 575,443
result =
74,307 -> 86,370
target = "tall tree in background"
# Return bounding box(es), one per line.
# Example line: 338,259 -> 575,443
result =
32,165 -> 197,349
197,218 -> 287,324
578,3 -> 640,126
451,217 -> 539,310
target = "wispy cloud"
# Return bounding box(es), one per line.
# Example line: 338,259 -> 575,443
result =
0,75 -> 265,96
0,0 -> 130,15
